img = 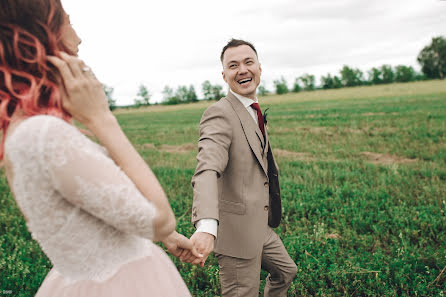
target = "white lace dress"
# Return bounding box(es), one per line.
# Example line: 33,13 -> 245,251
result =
4,115 -> 191,297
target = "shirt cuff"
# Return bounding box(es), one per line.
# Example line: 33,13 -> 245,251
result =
195,218 -> 218,238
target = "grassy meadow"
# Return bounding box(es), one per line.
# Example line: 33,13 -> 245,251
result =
1,80 -> 446,296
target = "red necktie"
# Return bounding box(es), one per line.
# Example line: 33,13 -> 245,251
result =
251,102 -> 265,137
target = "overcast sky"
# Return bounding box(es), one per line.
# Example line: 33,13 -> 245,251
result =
63,0 -> 446,105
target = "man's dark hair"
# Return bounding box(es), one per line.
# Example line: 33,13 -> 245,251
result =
220,38 -> 258,63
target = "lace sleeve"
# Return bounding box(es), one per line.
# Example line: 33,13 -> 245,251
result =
38,116 -> 157,239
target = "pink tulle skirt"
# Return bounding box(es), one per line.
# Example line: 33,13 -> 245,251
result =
35,244 -> 191,297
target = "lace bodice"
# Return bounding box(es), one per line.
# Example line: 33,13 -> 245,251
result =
5,115 -> 158,283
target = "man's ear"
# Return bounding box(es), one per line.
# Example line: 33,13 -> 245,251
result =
222,70 -> 227,83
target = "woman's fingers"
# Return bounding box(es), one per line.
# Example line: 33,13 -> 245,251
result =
59,52 -> 87,79
47,52 -> 109,125
48,52 -> 89,81
178,247 -> 205,265
191,257 -> 203,265
179,249 -> 191,262
47,55 -> 75,85
182,251 -> 196,263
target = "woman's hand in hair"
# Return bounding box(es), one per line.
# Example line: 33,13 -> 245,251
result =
47,52 -> 111,128
49,53 -> 176,240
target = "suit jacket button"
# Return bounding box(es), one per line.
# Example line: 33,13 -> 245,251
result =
264,206 -> 269,211
264,181 -> 269,187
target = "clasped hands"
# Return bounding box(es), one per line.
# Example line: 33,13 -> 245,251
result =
163,231 -> 214,267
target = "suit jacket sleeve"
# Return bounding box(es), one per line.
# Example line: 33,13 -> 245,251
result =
191,103 -> 232,225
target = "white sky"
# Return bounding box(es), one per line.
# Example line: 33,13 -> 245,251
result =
63,0 -> 446,105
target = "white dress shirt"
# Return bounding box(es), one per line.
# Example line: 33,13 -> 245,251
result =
194,89 -> 259,238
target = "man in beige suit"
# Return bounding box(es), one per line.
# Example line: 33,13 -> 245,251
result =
186,39 -> 297,296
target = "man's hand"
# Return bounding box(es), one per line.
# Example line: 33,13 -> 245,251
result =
162,231 -> 203,261
182,232 -> 215,267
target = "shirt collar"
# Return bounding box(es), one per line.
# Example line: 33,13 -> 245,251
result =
229,89 -> 258,108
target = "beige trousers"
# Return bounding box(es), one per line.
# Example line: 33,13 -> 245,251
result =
215,228 -> 297,297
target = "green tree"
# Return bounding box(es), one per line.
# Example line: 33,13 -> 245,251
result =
202,80 -> 224,100
174,85 -> 199,103
134,84 -> 151,107
187,85 -> 198,102
333,75 -> 343,88
164,96 -> 180,105
368,67 -> 383,85
320,74 -> 334,89
273,77 -> 289,94
340,65 -> 363,87
212,85 -> 224,100
161,85 -> 180,105
257,84 -> 269,96
298,74 -> 315,91
292,78 -> 302,92
175,85 -> 189,103
102,84 -> 117,111
417,36 -> 446,79
202,80 -> 213,100
321,74 -> 342,89
415,72 -> 427,81
395,65 -> 416,82
162,85 -> 173,100
380,64 -> 395,84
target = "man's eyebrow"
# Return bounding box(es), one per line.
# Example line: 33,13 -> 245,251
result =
227,57 -> 254,65
227,60 -> 239,65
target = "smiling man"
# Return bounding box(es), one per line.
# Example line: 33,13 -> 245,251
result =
188,39 -> 297,296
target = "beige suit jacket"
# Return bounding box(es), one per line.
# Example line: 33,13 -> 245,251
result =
191,92 -> 281,259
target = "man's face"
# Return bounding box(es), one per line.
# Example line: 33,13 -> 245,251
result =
222,45 -> 262,100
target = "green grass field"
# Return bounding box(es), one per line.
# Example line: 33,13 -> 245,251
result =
1,80 -> 446,296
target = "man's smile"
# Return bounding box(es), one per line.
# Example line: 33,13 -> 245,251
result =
237,78 -> 253,85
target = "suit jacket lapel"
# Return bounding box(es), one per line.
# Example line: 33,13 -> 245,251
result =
225,92 -> 268,176
264,127 -> 269,156
255,128 -> 265,148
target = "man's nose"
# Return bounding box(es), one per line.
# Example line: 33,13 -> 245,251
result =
239,64 -> 248,73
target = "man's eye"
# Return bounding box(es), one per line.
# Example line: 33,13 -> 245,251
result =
229,65 -> 237,68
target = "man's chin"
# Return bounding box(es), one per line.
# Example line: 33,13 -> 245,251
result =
232,86 -> 253,96
239,91 -> 256,99
241,89 -> 256,97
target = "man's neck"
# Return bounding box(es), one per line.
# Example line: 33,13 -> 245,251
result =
229,89 -> 257,102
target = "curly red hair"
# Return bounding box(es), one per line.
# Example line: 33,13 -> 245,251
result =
0,0 -> 73,160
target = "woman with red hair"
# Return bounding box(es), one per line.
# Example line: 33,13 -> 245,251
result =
1,0 -> 199,296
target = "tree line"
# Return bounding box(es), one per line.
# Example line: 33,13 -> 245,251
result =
270,64 -> 425,95
105,79 -> 227,110
271,36 -> 445,95
105,36 -> 445,110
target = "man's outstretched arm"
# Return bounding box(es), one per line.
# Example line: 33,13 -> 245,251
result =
188,103 -> 232,266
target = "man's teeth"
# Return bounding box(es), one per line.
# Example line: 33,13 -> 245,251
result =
238,78 -> 252,84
